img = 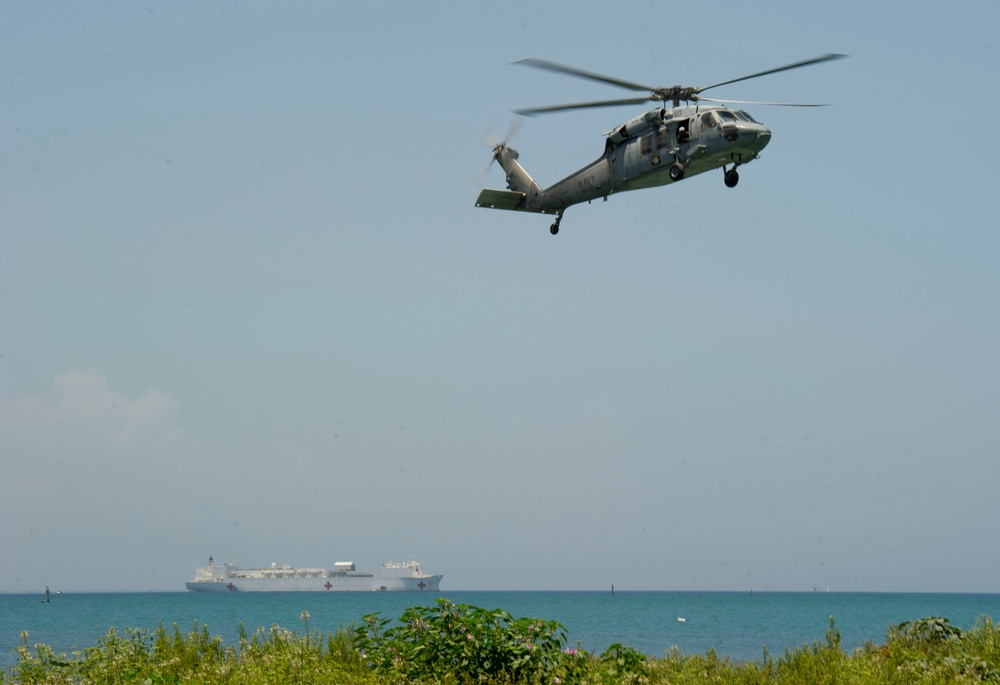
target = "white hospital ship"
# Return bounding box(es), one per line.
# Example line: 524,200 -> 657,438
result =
185,556 -> 442,592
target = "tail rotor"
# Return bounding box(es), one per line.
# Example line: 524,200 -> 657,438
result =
476,116 -> 525,186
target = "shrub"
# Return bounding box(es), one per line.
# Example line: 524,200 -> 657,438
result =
354,597 -> 568,682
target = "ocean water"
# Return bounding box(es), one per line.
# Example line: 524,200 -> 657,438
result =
3,591 -> 999,671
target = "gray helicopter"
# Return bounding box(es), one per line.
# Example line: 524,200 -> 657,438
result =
475,54 -> 845,235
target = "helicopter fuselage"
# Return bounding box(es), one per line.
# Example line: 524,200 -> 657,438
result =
475,104 -> 771,227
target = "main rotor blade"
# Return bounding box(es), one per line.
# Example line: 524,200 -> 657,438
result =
515,96 -> 654,117
513,58 -> 654,92
698,96 -> 830,107
698,53 -> 847,94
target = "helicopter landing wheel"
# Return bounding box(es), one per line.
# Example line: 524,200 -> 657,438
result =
724,169 -> 740,188
549,210 -> 564,235
669,162 -> 685,182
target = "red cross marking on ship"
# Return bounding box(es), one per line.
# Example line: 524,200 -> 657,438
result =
325,581 -> 332,590
417,581 -> 426,589
227,583 -> 237,591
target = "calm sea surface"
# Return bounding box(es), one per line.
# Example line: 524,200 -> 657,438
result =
3,591 -> 999,670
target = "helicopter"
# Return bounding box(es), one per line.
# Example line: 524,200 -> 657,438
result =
475,54 -> 846,235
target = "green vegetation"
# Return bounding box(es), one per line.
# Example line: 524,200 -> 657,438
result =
4,600 -> 999,684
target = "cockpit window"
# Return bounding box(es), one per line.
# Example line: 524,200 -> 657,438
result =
737,110 -> 758,123
717,110 -> 737,123
700,111 -> 718,130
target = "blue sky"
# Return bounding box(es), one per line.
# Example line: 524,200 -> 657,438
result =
2,0 -> 998,593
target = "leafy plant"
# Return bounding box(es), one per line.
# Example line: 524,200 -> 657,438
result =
354,597 -> 568,682
891,616 -> 963,645
597,642 -> 648,682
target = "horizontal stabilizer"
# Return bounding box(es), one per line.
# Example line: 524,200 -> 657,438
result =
475,189 -> 526,210
475,189 -> 553,214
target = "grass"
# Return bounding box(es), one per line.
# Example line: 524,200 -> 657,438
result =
3,600 -> 999,684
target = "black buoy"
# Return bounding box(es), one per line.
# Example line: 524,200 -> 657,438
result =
45,586 -> 51,603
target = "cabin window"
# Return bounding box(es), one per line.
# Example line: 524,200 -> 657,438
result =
655,126 -> 668,149
717,110 -> 739,141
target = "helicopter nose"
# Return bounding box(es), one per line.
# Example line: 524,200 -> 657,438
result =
756,126 -> 771,148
